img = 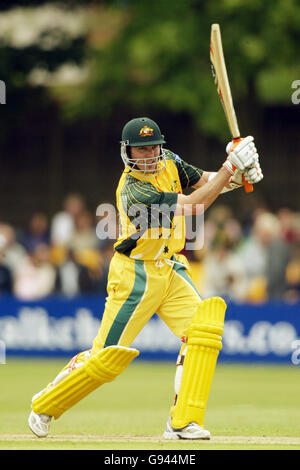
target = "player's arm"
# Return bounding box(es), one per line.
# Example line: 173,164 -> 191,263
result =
192,171 -> 210,188
176,136 -> 259,215
176,166 -> 231,215
193,169 -> 244,193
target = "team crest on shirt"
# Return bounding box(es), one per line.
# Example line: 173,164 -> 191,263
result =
139,126 -> 153,137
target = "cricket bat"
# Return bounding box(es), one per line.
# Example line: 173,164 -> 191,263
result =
210,23 -> 253,192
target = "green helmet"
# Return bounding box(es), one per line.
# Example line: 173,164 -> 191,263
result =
120,117 -> 166,176
121,117 -> 166,147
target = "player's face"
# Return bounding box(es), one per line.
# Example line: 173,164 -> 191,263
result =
130,145 -> 160,173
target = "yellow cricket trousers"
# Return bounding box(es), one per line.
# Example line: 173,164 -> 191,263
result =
91,252 -> 202,354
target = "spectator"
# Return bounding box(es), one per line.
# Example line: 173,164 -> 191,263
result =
20,212 -> 50,253
238,211 -> 290,300
50,193 -> 86,247
0,223 -> 27,278
68,210 -> 99,252
202,228 -> 248,302
13,243 -> 56,300
0,199 -> 298,302
55,246 -> 108,296
76,240 -> 115,295
285,249 -> 300,302
277,208 -> 298,244
99,240 -> 115,288
237,212 -> 269,282
0,233 -> 13,295
78,261 -> 106,295
54,249 -> 83,297
96,204 -> 119,248
263,214 -> 291,299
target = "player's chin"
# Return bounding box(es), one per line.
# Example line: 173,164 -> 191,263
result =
148,165 -> 158,173
138,164 -> 157,174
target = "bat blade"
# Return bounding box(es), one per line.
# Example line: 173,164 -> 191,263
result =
210,23 -> 253,192
210,24 -> 240,138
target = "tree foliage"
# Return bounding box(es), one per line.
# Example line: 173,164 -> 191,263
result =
64,0 -> 300,139
0,2 -> 87,136
1,0 -> 300,140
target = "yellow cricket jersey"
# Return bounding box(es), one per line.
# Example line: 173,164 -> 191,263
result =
114,149 -> 203,260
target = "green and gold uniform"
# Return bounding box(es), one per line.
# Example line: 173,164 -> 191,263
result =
31,119 -> 226,432
92,149 -> 203,352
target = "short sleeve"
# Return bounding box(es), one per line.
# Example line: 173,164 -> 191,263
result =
172,153 -> 203,189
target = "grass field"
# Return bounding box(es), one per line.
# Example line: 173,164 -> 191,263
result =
1,358 -> 300,451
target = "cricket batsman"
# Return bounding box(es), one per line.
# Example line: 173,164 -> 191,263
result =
28,117 -> 263,439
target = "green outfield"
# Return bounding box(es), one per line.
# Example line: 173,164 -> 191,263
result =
1,359 -> 300,450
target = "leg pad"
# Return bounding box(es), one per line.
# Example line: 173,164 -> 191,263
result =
171,297 -> 226,429
32,346 -> 139,419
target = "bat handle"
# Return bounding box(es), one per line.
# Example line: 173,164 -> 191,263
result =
232,138 -> 254,193
242,174 -> 253,193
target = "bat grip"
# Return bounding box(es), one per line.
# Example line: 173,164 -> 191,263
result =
232,138 -> 254,193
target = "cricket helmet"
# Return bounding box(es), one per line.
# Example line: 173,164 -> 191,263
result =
120,117 -> 167,176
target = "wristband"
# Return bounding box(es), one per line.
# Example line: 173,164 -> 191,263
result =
222,159 -> 235,176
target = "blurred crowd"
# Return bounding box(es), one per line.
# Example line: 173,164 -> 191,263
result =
0,193 -> 299,304
185,205 -> 300,304
0,194 -> 116,301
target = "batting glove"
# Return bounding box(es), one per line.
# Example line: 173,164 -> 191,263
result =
223,136 -> 258,174
243,155 -> 264,184
227,139 -> 263,184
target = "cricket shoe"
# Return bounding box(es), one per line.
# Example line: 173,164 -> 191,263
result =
163,417 -> 211,440
28,410 -> 52,438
